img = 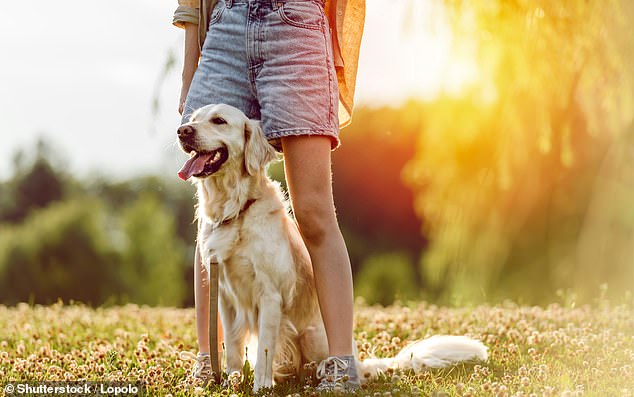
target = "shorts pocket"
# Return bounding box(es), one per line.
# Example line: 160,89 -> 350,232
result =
209,1 -> 226,26
278,1 -> 324,30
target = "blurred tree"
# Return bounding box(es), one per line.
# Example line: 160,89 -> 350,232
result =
332,102 -> 427,277
354,252 -> 419,306
404,0 -> 634,303
87,176 -> 197,305
118,193 -> 187,306
575,124 -> 634,302
0,199 -> 119,305
0,139 -> 69,223
0,145 -> 194,306
87,176 -> 197,246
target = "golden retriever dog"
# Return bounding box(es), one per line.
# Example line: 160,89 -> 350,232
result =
177,104 -> 487,392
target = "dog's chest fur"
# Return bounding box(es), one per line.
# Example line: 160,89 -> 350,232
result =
201,220 -> 261,309
197,177 -> 303,329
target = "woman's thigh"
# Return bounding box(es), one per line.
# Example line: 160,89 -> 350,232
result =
281,135 -> 337,233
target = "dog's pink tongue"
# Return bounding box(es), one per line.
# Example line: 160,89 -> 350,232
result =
178,153 -> 213,181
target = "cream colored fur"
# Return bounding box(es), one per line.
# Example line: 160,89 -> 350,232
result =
179,104 -> 487,392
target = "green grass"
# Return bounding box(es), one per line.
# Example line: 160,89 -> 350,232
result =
0,301 -> 632,396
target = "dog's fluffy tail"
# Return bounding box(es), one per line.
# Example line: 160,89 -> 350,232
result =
356,335 -> 488,380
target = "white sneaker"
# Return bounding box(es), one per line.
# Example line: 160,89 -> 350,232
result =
315,356 -> 360,392
180,351 -> 214,385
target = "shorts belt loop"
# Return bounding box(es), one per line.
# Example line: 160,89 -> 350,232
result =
271,0 -> 281,11
226,0 -> 233,8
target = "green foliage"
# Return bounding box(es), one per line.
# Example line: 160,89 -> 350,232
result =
118,193 -> 186,306
0,193 -> 189,306
354,252 -> 419,305
0,140 -> 69,224
404,0 -> 634,304
0,199 -> 118,305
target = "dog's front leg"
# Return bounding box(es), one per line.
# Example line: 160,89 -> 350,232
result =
219,292 -> 247,375
253,292 -> 282,392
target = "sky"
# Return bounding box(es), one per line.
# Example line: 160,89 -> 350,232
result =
0,0 -> 470,180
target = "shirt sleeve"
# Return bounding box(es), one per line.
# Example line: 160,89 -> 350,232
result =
172,0 -> 199,28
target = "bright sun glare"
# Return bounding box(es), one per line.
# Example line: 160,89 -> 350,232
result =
392,0 -> 483,101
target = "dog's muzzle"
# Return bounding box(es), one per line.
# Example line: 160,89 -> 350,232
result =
177,125 -> 229,181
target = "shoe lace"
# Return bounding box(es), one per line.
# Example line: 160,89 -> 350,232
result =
180,351 -> 212,379
316,356 -> 350,385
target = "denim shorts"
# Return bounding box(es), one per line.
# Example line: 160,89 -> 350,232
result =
182,0 -> 340,150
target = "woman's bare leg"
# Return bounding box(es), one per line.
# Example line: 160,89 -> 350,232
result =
281,135 -> 354,356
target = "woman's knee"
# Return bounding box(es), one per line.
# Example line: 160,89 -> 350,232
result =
293,198 -> 336,246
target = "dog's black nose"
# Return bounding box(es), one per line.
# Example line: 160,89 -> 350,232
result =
177,125 -> 195,138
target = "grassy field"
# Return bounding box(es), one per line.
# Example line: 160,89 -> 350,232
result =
0,301 -> 632,396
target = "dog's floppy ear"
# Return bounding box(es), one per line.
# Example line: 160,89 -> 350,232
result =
244,119 -> 276,175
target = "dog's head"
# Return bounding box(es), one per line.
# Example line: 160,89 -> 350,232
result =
177,104 -> 276,181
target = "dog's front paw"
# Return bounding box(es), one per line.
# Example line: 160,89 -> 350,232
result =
252,374 -> 273,393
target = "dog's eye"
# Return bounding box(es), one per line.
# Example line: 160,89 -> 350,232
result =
211,116 -> 227,125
